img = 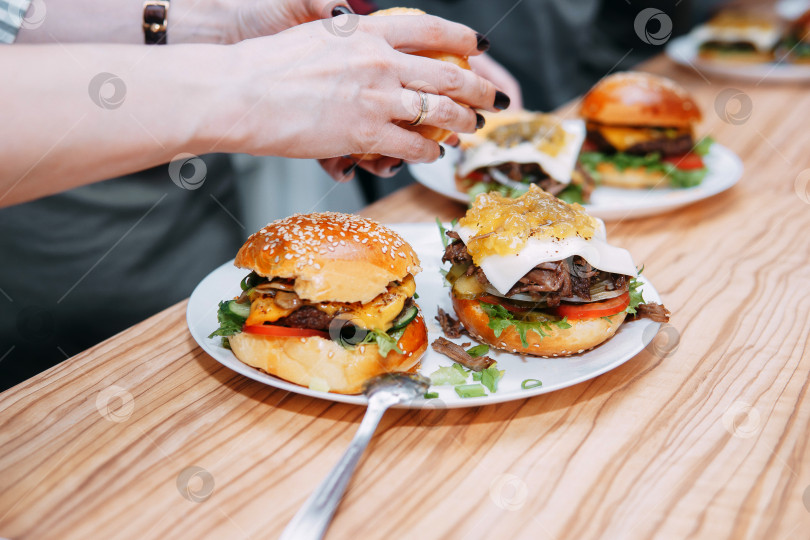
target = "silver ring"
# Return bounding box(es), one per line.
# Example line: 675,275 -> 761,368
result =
409,90 -> 429,126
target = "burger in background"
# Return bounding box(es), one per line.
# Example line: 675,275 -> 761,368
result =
692,10 -> 780,64
578,72 -> 713,190
209,212 -> 428,394
455,111 -> 594,204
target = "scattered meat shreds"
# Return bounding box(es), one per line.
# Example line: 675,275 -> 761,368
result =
632,303 -> 671,323
431,337 -> 495,372
435,307 -> 467,338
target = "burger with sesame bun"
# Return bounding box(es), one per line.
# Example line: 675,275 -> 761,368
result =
578,72 -> 713,189
440,185 -> 669,357
209,212 -> 428,394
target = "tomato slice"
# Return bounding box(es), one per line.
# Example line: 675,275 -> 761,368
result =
662,152 -> 704,170
243,324 -> 329,339
478,295 -> 531,313
581,138 -> 599,152
555,293 -> 629,320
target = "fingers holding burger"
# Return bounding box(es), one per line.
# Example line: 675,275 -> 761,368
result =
353,7 -> 509,161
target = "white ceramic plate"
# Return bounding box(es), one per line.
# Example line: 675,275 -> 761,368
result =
409,143 -> 743,221
665,34 -> 810,83
187,224 -> 664,408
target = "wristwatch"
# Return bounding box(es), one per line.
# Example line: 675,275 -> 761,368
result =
143,0 -> 170,44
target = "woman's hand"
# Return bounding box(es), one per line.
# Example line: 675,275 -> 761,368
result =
223,0 -> 354,42
215,14 -> 508,164
468,53 -> 523,111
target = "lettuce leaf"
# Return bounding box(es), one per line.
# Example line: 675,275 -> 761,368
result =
479,302 -> 571,348
209,300 -> 246,338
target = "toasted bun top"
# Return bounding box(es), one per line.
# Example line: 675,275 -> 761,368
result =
580,72 -> 701,127
235,212 -> 421,304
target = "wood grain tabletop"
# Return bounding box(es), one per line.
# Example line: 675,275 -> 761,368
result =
2,55 -> 810,540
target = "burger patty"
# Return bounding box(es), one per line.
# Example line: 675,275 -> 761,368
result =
273,297 -> 416,333
443,238 -> 626,307
586,129 -> 695,157
275,306 -> 333,331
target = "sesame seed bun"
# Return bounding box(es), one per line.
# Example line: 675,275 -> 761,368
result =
228,314 -> 428,394
580,72 -> 701,128
355,7 -> 471,161
234,212 -> 421,304
451,296 -> 626,357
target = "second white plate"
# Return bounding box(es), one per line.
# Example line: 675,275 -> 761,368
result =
409,143 -> 743,221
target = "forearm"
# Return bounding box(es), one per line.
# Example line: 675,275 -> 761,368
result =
0,44 -> 238,207
15,0 -> 230,44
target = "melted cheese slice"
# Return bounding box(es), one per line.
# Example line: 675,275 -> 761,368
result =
458,119 -> 586,185
456,221 -> 637,296
245,275 -> 416,331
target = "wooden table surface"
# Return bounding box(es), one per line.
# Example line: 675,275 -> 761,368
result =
2,55 -> 810,540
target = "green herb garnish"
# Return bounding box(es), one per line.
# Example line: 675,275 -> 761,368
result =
454,383 -> 487,398
423,392 -> 439,399
466,344 -> 490,357
626,277 -> 645,315
521,379 -> 543,390
480,365 -> 504,393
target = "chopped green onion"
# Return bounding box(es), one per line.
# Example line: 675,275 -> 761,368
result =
472,371 -> 482,381
423,392 -> 439,399
454,383 -> 487,398
521,379 -> 542,390
466,344 -> 490,357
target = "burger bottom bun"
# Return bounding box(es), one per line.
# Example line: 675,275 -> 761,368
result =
697,49 -> 774,64
452,296 -> 627,357
595,162 -> 668,189
228,315 -> 428,394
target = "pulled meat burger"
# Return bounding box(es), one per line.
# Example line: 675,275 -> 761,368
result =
456,111 -> 594,204
579,72 -> 712,189
210,212 -> 428,394
441,185 -> 669,356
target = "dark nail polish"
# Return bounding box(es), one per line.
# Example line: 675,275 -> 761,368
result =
494,91 -> 511,110
331,5 -> 354,17
342,164 -> 355,176
439,146 -> 446,159
475,33 -> 490,52
475,113 -> 485,130
390,160 -> 404,174
450,139 -> 461,148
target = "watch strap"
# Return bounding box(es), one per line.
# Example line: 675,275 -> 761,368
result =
143,0 -> 170,45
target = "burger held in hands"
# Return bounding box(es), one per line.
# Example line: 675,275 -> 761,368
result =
440,185 -> 669,357
209,212 -> 428,394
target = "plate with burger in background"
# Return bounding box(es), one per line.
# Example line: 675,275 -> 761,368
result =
187,205 -> 670,408
666,8 -> 810,82
410,71 -> 742,221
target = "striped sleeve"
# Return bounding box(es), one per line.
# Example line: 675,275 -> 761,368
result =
0,0 -> 33,44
